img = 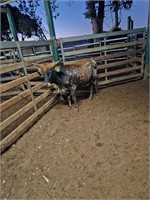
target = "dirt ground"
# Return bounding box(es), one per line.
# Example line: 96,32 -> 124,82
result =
0,79 -> 149,199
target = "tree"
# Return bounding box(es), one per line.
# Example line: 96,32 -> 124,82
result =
17,0 -> 59,19
1,12 -> 11,41
1,0 -> 58,41
84,0 -> 105,34
1,0 -> 60,41
1,4 -> 47,41
84,0 -> 133,34
108,0 -> 133,31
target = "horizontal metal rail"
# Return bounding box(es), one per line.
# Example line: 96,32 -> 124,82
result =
60,28 -> 146,43
0,40 -> 52,49
63,40 -> 145,57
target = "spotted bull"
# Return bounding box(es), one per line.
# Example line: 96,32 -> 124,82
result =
34,59 -> 98,112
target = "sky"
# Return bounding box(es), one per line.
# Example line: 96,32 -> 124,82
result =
12,0 -> 149,39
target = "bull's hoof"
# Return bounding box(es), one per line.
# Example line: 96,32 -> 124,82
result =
44,82 -> 51,87
68,106 -> 72,110
51,83 -> 58,90
57,88 -> 61,94
89,96 -> 93,101
96,95 -> 99,100
75,108 -> 79,113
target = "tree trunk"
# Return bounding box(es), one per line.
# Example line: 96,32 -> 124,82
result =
91,17 -> 103,34
88,0 -> 104,34
115,8 -> 119,28
112,0 -> 120,31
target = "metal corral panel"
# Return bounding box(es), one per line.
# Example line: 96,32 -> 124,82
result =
59,28 -> 146,86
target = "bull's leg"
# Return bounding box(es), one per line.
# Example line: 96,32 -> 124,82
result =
67,95 -> 72,110
89,82 -> 99,100
94,81 -> 99,99
71,86 -> 79,112
89,84 -> 93,100
92,67 -> 99,99
73,94 -> 79,113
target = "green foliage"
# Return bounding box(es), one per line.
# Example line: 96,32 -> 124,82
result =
1,13 -> 11,40
109,0 -> 133,11
84,0 -> 97,19
1,4 -> 46,41
83,0 -> 133,32
17,0 -> 59,19
50,0 -> 59,19
84,0 -> 132,19
84,0 -> 105,19
108,0 -> 133,30
1,0 -> 59,41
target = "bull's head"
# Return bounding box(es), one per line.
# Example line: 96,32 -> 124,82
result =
32,60 -> 61,87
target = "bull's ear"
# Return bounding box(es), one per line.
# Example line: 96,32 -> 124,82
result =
32,63 -> 42,68
32,63 -> 43,75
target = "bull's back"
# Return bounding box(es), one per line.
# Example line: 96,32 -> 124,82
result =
66,65 -> 93,84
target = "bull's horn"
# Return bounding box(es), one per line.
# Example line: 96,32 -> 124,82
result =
90,58 -> 96,64
51,60 -> 61,68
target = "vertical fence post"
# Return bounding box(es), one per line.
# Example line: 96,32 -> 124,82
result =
144,1 -> 150,79
130,19 -> 134,30
127,16 -> 131,30
6,6 -> 19,41
60,39 -> 65,62
6,6 -> 23,63
44,0 -> 59,62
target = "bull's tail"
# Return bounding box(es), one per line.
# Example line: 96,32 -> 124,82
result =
91,59 -> 99,98
90,59 -> 97,79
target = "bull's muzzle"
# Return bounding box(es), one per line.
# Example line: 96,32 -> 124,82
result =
44,82 -> 51,87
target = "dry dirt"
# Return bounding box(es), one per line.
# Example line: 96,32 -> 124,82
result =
0,79 -> 149,199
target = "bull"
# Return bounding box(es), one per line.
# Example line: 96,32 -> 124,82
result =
34,59 -> 98,112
